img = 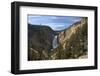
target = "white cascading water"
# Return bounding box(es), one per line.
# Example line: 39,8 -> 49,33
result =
52,35 -> 58,49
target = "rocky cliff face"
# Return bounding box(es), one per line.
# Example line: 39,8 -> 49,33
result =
58,18 -> 87,49
50,18 -> 88,59
28,17 -> 88,60
28,24 -> 54,60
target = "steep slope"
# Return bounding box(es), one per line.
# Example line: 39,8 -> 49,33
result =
28,17 -> 88,60
28,24 -> 55,60
50,18 -> 88,59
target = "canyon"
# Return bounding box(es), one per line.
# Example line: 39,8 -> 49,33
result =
28,17 -> 88,60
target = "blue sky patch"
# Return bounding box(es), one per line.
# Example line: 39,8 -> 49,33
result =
28,15 -> 81,31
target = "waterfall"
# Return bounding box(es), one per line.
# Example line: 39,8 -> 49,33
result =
52,35 -> 58,49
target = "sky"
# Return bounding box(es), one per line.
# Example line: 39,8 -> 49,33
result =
28,15 -> 82,31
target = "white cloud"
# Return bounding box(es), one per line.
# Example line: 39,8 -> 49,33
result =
51,16 -> 58,19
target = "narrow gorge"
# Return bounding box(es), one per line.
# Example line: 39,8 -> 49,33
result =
28,17 -> 88,60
